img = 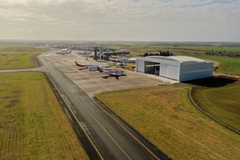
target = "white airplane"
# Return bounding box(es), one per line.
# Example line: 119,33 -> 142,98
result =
97,67 -> 125,80
56,48 -> 71,55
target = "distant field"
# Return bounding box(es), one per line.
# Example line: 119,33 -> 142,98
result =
0,44 -> 48,69
175,53 -> 240,74
149,45 -> 240,52
0,44 -> 48,53
127,45 -> 240,56
96,85 -> 240,160
0,72 -> 89,159
125,45 -> 240,74
104,45 -> 122,50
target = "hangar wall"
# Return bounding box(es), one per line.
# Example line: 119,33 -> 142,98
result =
135,56 -> 213,82
179,62 -> 213,81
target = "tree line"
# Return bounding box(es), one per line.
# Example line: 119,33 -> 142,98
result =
205,51 -> 240,58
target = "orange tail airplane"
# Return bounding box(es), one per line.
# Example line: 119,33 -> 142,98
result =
75,61 -> 108,71
75,61 -> 87,67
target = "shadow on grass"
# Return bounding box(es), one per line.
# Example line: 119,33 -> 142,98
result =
184,76 -> 238,87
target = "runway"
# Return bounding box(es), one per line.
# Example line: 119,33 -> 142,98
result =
1,50 -> 170,160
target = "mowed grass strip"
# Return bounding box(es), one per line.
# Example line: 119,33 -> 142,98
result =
0,44 -> 48,69
0,72 -> 89,160
192,81 -> 240,132
96,85 -> 240,160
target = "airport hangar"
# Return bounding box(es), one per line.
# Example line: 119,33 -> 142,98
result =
136,56 -> 213,82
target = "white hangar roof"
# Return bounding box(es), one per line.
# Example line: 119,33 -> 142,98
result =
143,56 -> 206,63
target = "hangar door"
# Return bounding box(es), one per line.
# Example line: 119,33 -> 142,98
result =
160,63 -> 179,80
145,61 -> 160,74
136,60 -> 145,73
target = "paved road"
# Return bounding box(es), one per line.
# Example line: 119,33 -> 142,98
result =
1,50 -> 169,160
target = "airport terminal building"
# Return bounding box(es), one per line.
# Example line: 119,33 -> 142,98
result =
136,56 -> 213,82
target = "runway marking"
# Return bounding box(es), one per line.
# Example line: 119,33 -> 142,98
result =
48,64 -> 131,159
45,73 -> 104,160
93,100 -> 161,160
70,88 -> 132,160
43,52 -> 156,159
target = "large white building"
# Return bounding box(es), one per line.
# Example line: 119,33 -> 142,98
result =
136,56 -> 213,82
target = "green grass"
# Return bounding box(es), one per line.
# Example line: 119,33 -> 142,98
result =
192,81 -> 240,132
0,44 -> 48,69
125,44 -> 240,74
134,46 -> 240,74
104,45 -> 122,50
149,45 -> 240,52
96,85 -> 240,160
146,45 -> 240,74
174,53 -> 240,74
0,72 -> 89,159
0,44 -> 48,53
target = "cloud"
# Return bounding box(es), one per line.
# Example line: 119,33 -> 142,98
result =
0,0 -> 239,41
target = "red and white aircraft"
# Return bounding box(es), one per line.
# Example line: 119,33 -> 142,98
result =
75,61 -> 93,67
75,61 -> 108,70
97,67 -> 125,79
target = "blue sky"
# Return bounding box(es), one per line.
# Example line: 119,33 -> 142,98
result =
0,0 -> 239,42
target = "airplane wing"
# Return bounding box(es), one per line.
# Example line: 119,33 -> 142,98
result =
109,72 -> 117,76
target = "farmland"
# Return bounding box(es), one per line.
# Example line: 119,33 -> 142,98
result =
0,44 -> 89,159
96,85 -> 240,160
0,44 -> 48,69
174,53 -> 240,74
0,72 -> 89,159
149,45 -> 240,52
122,44 -> 240,74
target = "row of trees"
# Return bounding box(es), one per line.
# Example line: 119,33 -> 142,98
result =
205,51 -> 240,58
143,51 -> 173,57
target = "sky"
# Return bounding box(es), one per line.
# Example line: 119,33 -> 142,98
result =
0,0 -> 239,42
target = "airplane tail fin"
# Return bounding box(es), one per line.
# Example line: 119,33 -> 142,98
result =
75,61 -> 84,67
97,67 -> 103,73
75,61 -> 79,66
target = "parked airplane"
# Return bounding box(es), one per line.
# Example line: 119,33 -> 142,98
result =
56,48 -> 72,55
97,67 -> 125,80
75,61 -> 108,71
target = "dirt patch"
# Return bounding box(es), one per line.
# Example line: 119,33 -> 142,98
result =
1,96 -> 12,99
4,99 -> 20,108
11,90 -> 21,94
1,125 -> 18,132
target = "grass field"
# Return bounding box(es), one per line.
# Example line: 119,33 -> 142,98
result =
0,44 -> 48,69
96,85 -> 240,160
1,43 -> 239,159
124,45 -> 240,74
148,45 -> 240,52
0,72 -> 89,159
173,53 -> 240,74
191,79 -> 240,132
